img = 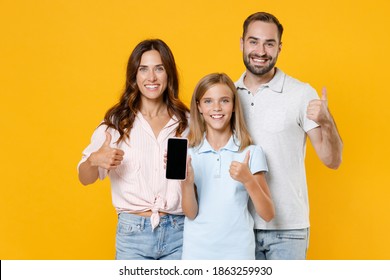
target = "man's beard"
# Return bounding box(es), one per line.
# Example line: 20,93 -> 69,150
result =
243,53 -> 277,76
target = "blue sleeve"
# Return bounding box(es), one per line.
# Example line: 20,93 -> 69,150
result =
248,145 -> 268,174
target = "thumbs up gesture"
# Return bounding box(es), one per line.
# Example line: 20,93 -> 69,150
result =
307,87 -> 332,125
89,131 -> 125,170
229,150 -> 252,184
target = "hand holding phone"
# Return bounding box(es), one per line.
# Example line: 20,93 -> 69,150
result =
166,138 -> 188,180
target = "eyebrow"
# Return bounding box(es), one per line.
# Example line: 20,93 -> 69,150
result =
247,36 -> 277,43
138,64 -> 164,67
201,96 -> 233,100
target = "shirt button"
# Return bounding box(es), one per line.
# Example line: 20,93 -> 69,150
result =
251,103 -> 254,106
217,158 -> 219,161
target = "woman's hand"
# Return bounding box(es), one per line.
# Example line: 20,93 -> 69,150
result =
88,132 -> 124,170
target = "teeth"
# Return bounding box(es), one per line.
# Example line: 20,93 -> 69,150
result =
211,114 -> 223,119
145,85 -> 158,89
253,58 -> 266,63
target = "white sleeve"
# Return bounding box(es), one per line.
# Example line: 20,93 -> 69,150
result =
300,84 -> 320,132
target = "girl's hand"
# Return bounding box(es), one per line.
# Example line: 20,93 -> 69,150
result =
183,156 -> 194,185
229,150 -> 252,184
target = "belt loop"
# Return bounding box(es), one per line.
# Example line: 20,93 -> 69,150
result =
168,214 -> 175,227
140,217 -> 145,230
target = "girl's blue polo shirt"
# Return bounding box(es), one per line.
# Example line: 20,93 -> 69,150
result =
182,136 -> 268,259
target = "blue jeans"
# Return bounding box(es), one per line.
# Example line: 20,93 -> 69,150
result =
254,228 -> 310,260
115,213 -> 184,260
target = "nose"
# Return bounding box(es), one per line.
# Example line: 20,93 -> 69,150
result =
213,102 -> 222,111
255,44 -> 266,56
147,70 -> 157,81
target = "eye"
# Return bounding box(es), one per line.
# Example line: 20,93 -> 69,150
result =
221,98 -> 230,103
155,66 -> 165,72
202,99 -> 212,104
138,67 -> 148,72
265,42 -> 276,48
249,40 -> 257,45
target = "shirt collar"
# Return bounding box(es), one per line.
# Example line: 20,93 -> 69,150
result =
197,134 -> 240,153
236,68 -> 286,94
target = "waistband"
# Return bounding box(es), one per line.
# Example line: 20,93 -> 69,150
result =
118,212 -> 184,226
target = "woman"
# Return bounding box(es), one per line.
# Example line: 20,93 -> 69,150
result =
78,39 -> 189,260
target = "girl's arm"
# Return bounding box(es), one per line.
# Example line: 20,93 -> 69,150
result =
181,156 -> 198,219
229,151 -> 275,222
243,172 -> 274,222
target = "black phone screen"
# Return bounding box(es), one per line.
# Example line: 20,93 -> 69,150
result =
166,138 -> 188,180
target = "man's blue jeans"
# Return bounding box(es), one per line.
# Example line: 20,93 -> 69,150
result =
255,228 -> 310,260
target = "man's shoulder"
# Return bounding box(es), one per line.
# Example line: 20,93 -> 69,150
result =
280,71 -> 316,95
282,70 -> 310,86
234,72 -> 246,88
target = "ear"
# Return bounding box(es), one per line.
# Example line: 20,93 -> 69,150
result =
197,102 -> 203,114
240,37 -> 244,52
279,41 -> 282,53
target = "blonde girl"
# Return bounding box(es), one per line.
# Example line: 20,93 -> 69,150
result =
181,73 -> 274,259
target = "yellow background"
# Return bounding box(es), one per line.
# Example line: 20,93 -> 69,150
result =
1,0 -> 389,260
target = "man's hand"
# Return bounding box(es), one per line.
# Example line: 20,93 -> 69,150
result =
307,87 -> 332,125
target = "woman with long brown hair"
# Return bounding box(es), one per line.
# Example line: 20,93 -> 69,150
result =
78,39 -> 189,260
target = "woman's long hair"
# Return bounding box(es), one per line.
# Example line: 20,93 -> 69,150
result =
102,39 -> 189,143
188,73 -> 252,151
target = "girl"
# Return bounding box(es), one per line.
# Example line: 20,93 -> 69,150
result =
78,39 -> 189,260
181,73 -> 274,259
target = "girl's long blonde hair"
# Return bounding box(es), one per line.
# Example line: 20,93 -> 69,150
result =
188,73 -> 252,151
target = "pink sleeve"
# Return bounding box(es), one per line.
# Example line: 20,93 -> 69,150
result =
77,124 -> 115,180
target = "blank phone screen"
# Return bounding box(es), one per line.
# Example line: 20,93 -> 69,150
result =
166,138 -> 188,180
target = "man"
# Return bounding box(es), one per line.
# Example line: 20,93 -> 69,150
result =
235,12 -> 343,259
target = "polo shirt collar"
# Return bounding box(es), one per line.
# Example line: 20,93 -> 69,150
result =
236,68 -> 286,94
197,134 -> 240,153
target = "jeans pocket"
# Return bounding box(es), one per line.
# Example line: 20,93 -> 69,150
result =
117,221 -> 143,235
171,216 -> 185,230
277,233 -> 307,240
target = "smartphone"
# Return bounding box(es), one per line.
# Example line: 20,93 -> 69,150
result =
166,138 -> 188,180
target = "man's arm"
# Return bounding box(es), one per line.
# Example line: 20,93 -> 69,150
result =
307,87 -> 343,169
